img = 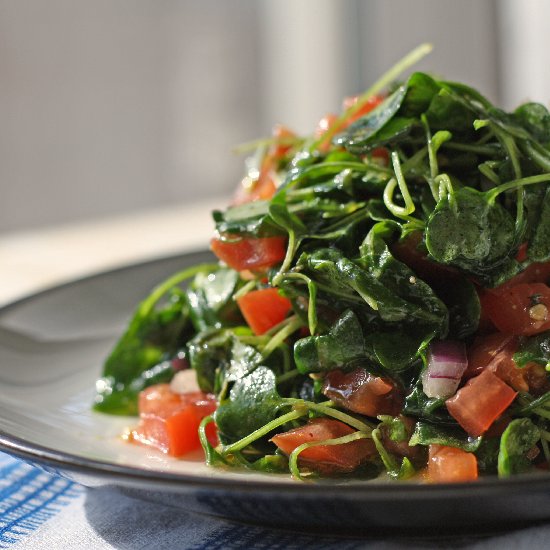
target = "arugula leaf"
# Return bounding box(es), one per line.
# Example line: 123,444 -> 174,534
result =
187,329 -> 263,394
497,418 -> 540,477
513,102 -> 550,144
528,186 -> 550,262
94,263 -> 217,414
425,187 -> 516,278
514,330 -> 550,369
214,366 -> 285,444
294,310 -> 367,374
409,421 -> 482,452
186,268 -> 240,331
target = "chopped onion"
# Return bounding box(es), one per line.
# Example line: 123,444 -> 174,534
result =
422,340 -> 468,399
170,369 -> 200,394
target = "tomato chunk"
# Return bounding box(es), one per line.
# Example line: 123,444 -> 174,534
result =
498,259 -> 550,288
342,94 -> 385,124
211,235 -> 286,271
391,231 -> 457,282
428,444 -> 478,483
271,418 -> 375,473
322,368 -> 403,417
315,94 -> 385,152
466,332 -> 549,394
481,283 -> 550,335
237,287 -> 292,335
445,370 -> 517,437
232,124 -> 295,205
131,384 -> 217,457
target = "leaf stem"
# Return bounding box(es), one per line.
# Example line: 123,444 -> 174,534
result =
221,407 -> 307,454
289,431 -> 371,480
283,398 -> 375,432
261,316 -> 303,359
312,43 -> 433,151
486,173 -> 550,203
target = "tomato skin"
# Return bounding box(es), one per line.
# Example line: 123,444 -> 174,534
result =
236,287 -> 292,335
428,444 -> 478,483
211,235 -> 286,271
233,124 -> 295,205
315,95 -> 385,152
480,283 -> 550,335
322,368 -> 403,417
270,124 -> 296,159
466,332 -> 549,394
342,94 -> 385,124
391,231 -> 457,282
132,384 -> 217,457
498,260 -> 550,288
271,418 -> 376,473
446,370 -> 517,437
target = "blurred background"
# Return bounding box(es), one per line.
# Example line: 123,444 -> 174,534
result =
0,0 -> 548,235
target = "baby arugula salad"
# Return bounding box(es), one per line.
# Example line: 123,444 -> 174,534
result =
94,44 -> 550,483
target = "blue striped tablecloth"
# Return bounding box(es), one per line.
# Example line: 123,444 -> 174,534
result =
2,451 -> 550,549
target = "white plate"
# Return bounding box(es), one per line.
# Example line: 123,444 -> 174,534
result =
2,250 -> 550,534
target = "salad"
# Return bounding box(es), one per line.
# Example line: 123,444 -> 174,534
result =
94,44 -> 550,483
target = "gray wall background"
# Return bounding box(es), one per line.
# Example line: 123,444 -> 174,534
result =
0,0 -> 543,233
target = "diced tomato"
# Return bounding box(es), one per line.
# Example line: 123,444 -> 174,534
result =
211,235 -> 286,271
318,113 -> 338,133
271,418 -> 376,474
466,332 -> 549,394
342,94 -> 385,124
233,124 -> 296,205
315,95 -> 385,152
322,368 -> 403,417
428,444 -> 478,483
391,231 -> 457,282
445,370 -> 517,437
480,283 -> 550,335
466,333 -> 517,379
232,166 -> 277,205
270,124 -> 296,159
236,287 -> 292,335
515,242 -> 529,263
497,260 -> 550,288
131,384 -> 217,457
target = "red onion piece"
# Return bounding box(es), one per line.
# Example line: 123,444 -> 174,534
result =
422,340 -> 468,399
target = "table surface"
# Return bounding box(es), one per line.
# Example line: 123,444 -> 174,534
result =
0,199 -> 220,307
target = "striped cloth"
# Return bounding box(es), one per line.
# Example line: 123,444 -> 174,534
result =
0,454 -> 82,548
2,451 -> 550,549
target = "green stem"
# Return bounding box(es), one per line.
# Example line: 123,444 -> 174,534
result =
517,391 -> 550,415
276,369 -> 300,385
284,162 -> 372,190
312,43 -> 433,151
140,263 -> 219,318
233,279 -> 257,300
486,173 -> 550,203
221,407 -> 307,454
261,316 -> 303,359
280,272 -> 318,335
283,398 -> 375,432
520,141 -> 550,172
383,152 -> 416,220
289,431 -> 371,480
232,135 -> 304,155
272,230 -> 297,286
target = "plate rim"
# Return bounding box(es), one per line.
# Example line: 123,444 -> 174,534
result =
2,250 -> 550,500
